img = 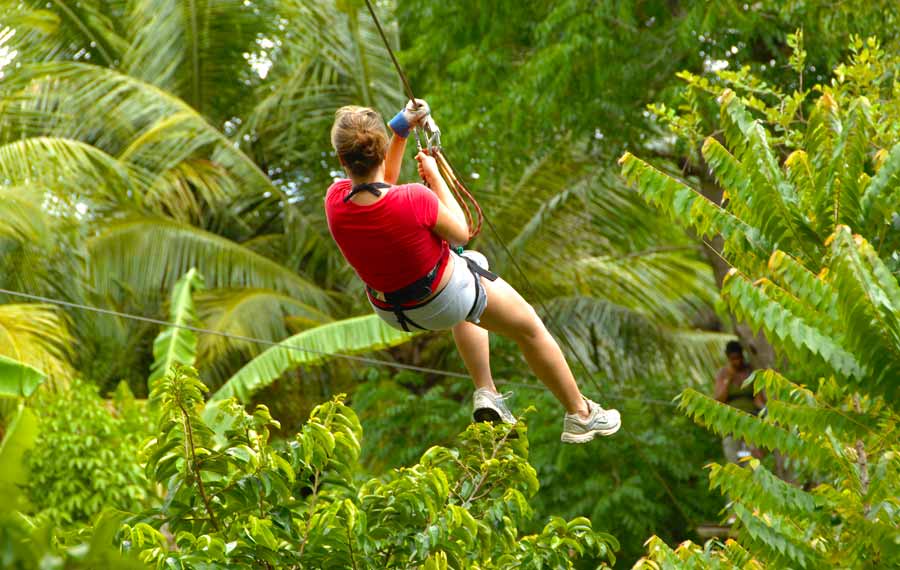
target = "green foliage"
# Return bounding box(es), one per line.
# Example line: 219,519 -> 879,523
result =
0,403 -> 40,511
0,510 -> 151,570
122,365 -> 617,569
353,370 -> 726,567
0,354 -> 46,398
149,268 -> 204,387
209,314 -> 414,404
26,382 -> 151,525
400,0 -> 900,176
634,536 -> 762,569
0,303 -> 74,387
623,43 -> 900,569
0,0 -> 729,403
6,3 -> 900,568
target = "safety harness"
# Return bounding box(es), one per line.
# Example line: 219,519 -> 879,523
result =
368,251 -> 498,332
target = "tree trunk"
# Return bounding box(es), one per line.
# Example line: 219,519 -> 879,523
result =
697,170 -> 777,370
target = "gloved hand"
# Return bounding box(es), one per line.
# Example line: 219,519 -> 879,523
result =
389,98 -> 430,138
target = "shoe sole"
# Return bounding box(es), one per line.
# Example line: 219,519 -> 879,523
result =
560,421 -> 621,444
473,407 -> 502,423
473,407 -> 519,438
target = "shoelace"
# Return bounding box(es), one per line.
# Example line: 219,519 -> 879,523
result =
495,391 -> 514,402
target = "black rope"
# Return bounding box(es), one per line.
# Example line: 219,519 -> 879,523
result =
363,0 -> 417,105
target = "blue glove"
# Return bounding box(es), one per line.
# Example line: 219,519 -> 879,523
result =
389,98 -> 430,138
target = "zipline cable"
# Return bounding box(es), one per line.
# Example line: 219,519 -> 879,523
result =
363,0 -> 417,104
361,0 -> 601,386
0,287 -> 466,380
0,287 -> 683,408
363,0 -> 484,239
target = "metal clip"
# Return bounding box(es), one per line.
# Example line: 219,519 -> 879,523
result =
422,116 -> 441,152
413,114 -> 440,154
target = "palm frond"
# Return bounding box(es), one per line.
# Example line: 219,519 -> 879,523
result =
239,0 -> 403,167
0,303 -> 73,387
493,145 -> 670,256
577,249 -> 716,326
0,136 -> 141,208
546,296 -> 732,386
0,0 -> 127,66
208,314 -> 413,405
0,186 -> 51,245
87,218 -> 335,311
195,287 -> 332,386
120,0 -> 274,120
0,63 -> 279,211
149,268 -> 204,386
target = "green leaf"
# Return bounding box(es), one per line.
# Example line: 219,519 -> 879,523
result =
861,141 -> 900,232
828,227 -> 900,396
721,270 -> 863,379
209,315 -> 414,404
0,303 -> 73,385
195,288 -> 332,386
619,151 -> 769,271
149,268 -> 205,387
0,355 -> 46,399
0,404 -> 39,510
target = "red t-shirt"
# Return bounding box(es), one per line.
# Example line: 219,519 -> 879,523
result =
325,179 -> 449,292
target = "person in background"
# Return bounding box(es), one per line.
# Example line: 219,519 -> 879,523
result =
714,340 -> 765,463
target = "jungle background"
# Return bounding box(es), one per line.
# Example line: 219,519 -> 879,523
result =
0,1 -> 898,568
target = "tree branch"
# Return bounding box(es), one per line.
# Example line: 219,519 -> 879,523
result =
853,394 -> 870,513
179,403 -> 219,531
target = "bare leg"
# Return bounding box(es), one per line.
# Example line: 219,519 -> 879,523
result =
476,277 -> 589,418
452,321 -> 497,392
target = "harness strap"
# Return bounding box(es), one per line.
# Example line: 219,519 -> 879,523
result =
373,252 -> 499,332
344,181 -> 391,203
392,309 -> 428,332
463,254 -> 498,321
367,247 -> 450,307
463,255 -> 498,282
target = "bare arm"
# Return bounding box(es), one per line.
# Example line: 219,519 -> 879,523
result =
714,369 -> 730,403
417,151 -> 468,235
433,202 -> 470,247
754,389 -> 767,409
383,134 -> 407,185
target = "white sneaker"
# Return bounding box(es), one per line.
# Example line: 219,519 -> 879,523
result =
472,388 -> 516,425
561,398 -> 621,443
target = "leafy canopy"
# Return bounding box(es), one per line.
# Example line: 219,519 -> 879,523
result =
121,365 -> 618,569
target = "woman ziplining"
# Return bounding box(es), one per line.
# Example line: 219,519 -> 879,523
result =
324,102 -> 621,443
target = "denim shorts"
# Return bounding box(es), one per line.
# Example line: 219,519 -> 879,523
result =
370,250 -> 490,331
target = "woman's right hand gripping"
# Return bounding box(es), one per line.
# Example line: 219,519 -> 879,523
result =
416,151 -> 440,185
